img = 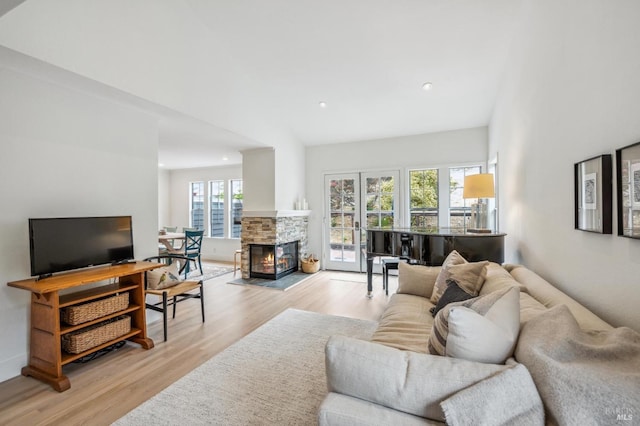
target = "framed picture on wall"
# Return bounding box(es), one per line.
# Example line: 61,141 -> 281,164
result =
574,154 -> 612,234
616,141 -> 640,238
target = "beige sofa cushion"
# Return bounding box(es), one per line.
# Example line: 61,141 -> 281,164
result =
519,292 -> 548,326
431,250 -> 467,303
447,261 -> 489,296
371,293 -> 434,354
397,262 -> 440,299
507,265 -> 612,331
479,262 -> 527,296
325,335 -> 508,422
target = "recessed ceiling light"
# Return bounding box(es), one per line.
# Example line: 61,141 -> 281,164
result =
318,101 -> 327,108
422,82 -> 433,91
158,163 -> 165,167
222,156 -> 229,161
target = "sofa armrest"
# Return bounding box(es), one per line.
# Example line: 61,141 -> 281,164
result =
319,393 -> 440,426
325,336 -> 508,422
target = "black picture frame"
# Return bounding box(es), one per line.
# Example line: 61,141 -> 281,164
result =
574,154 -> 612,234
616,141 -> 640,238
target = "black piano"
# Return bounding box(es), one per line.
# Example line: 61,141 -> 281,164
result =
366,228 -> 506,297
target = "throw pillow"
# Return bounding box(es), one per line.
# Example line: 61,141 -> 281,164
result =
447,261 -> 489,296
430,280 -> 475,317
430,250 -> 467,304
396,262 -> 440,298
428,286 -> 520,364
146,262 -> 182,290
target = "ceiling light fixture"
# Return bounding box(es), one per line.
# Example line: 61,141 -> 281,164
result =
158,163 -> 165,167
318,101 -> 327,108
422,82 -> 433,91
222,156 -> 229,161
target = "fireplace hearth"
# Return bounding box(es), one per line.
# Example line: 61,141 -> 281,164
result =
249,241 -> 299,280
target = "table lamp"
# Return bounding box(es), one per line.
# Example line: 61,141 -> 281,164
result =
463,173 -> 495,233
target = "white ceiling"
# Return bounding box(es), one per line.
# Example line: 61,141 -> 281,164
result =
0,0 -> 521,169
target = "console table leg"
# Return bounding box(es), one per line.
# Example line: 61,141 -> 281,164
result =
22,366 -> 70,392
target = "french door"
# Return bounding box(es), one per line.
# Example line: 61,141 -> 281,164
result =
324,171 -> 400,272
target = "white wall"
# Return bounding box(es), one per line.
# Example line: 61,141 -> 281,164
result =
0,67 -> 159,383
489,0 -> 640,330
158,168 -> 170,228
275,140 -> 306,210
305,127 -> 488,260
242,148 -> 275,211
168,164 -> 242,262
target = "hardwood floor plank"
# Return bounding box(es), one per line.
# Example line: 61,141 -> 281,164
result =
0,268 -> 392,425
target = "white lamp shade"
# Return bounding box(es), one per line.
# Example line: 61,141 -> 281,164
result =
463,174 -> 495,199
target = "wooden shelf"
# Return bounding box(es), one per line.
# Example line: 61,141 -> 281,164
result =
59,305 -> 140,335
61,328 -> 142,365
6,262 -> 162,392
59,283 -> 138,308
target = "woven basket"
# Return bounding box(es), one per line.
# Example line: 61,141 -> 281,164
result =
61,315 -> 131,354
301,255 -> 320,274
61,293 -> 129,325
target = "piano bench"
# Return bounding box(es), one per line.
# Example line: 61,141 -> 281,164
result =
381,257 -> 409,295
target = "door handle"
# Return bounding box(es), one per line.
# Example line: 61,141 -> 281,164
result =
355,221 -> 360,231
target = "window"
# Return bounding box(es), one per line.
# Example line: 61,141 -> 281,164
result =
209,180 -> 225,238
409,169 -> 438,228
190,182 -> 205,230
230,179 -> 243,238
365,176 -> 395,228
449,166 -> 481,228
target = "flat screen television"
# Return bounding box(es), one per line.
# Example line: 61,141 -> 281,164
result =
29,216 -> 135,278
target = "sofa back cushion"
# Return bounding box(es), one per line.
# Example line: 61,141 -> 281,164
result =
397,262 -> 440,299
508,265 -> 611,331
479,262 -> 526,296
429,286 -> 520,364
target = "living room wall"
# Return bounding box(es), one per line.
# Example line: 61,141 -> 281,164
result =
0,66 -> 159,383
167,164 -> 243,262
305,127 -> 488,264
489,0 -> 640,331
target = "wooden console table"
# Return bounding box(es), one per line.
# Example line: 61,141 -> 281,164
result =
7,262 -> 161,392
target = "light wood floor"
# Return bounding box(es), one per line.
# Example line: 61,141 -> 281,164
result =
0,265 -> 394,426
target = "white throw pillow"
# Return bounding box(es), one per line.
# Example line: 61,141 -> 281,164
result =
446,286 -> 520,364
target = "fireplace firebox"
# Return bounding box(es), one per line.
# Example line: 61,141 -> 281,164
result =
249,241 -> 299,280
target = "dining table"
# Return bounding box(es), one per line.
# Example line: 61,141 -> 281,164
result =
158,232 -> 186,252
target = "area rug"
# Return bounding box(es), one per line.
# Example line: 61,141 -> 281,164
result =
187,265 -> 234,282
113,309 -> 377,425
227,271 -> 313,290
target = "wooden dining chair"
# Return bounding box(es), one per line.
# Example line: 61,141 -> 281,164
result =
143,255 -> 205,341
168,229 -> 204,278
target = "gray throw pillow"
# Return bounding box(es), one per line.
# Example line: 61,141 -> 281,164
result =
430,280 -> 475,317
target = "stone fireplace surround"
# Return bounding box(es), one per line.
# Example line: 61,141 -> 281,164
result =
240,211 -> 309,279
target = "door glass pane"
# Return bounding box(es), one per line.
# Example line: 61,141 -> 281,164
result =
329,178 -> 356,263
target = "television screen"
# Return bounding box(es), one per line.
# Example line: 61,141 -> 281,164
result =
29,216 -> 134,277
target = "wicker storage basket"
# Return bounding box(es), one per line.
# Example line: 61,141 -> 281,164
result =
61,293 -> 129,325
61,315 -> 131,354
301,255 -> 320,274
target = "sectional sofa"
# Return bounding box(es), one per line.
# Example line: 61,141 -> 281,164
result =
318,252 -> 640,425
